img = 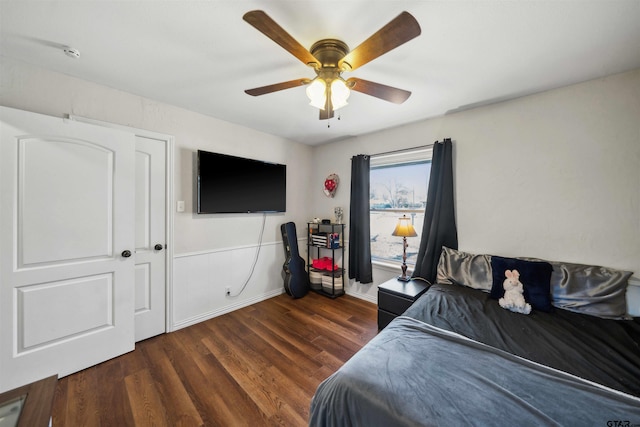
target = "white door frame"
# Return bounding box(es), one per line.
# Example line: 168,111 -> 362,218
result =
68,115 -> 175,334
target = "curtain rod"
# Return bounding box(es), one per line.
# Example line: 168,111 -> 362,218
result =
371,138 -> 450,158
370,144 -> 432,158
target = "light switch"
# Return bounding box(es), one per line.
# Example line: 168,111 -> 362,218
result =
177,201 -> 185,212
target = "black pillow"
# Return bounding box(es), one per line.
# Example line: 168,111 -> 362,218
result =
490,256 -> 554,312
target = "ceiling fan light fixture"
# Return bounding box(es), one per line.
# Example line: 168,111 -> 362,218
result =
331,78 -> 350,110
306,78 -> 327,109
243,11 -> 421,120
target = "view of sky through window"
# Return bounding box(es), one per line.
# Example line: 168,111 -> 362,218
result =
370,161 -> 431,264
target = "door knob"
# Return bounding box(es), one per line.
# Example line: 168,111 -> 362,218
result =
121,250 -> 132,258
154,244 -> 164,251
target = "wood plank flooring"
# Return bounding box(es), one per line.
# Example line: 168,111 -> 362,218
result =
51,292 -> 378,426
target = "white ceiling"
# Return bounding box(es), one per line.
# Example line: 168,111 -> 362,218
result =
1,1 -> 639,145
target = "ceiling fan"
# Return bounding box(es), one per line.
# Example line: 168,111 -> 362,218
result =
243,10 -> 421,120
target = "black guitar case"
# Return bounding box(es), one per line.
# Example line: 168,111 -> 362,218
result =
280,222 -> 309,298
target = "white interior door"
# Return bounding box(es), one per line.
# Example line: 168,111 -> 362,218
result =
0,106 -> 136,392
134,136 -> 166,341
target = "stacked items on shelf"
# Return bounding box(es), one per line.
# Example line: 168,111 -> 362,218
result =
322,272 -> 343,293
311,257 -> 339,271
311,232 -> 341,248
311,232 -> 328,247
307,222 -> 345,299
312,257 -> 343,293
309,270 -> 323,290
328,232 -> 340,249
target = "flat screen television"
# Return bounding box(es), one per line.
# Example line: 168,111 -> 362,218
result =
197,150 -> 286,214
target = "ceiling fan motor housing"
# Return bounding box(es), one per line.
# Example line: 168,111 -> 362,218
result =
310,39 -> 350,71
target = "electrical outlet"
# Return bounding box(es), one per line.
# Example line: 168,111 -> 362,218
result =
225,287 -> 231,296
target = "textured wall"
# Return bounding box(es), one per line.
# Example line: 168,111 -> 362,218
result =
313,69 -> 640,302
0,57 -> 315,328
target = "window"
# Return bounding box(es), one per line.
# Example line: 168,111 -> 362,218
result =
370,147 -> 432,265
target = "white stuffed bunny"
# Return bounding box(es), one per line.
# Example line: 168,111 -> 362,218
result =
499,269 -> 531,315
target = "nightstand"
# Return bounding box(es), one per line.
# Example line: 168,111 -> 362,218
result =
378,278 -> 430,330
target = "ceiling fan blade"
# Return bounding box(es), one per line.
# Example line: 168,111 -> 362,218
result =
245,78 -> 311,96
243,10 -> 319,67
338,11 -> 421,72
347,77 -> 411,104
319,98 -> 334,120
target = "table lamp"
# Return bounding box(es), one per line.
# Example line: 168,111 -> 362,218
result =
392,215 -> 418,281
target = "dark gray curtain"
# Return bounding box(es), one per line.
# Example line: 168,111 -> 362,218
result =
412,139 -> 458,283
348,154 -> 373,284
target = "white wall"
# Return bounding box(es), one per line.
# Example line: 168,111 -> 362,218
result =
3,56 -> 638,317
312,69 -> 640,301
0,57 -> 314,329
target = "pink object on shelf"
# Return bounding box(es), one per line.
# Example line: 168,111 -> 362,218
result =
312,257 -> 339,271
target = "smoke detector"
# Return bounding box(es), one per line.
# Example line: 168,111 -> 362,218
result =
63,47 -> 80,59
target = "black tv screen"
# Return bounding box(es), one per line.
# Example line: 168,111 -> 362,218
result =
197,150 -> 286,214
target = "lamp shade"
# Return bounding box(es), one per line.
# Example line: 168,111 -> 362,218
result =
306,78 -> 327,109
331,78 -> 350,110
392,215 -> 418,237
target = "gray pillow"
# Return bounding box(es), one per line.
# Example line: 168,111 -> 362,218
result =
549,261 -> 632,319
436,247 -> 492,292
437,246 -> 633,319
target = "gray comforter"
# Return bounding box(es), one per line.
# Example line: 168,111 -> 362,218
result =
309,316 -> 640,427
405,283 -> 640,396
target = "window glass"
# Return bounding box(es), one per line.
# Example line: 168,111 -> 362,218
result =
370,150 -> 431,265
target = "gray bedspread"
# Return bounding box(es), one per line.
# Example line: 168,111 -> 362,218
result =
309,316 -> 640,427
404,283 -> 640,396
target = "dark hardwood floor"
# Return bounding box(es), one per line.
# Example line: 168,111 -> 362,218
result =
51,292 -> 378,426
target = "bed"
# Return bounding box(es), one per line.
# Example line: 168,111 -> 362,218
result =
309,249 -> 640,426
